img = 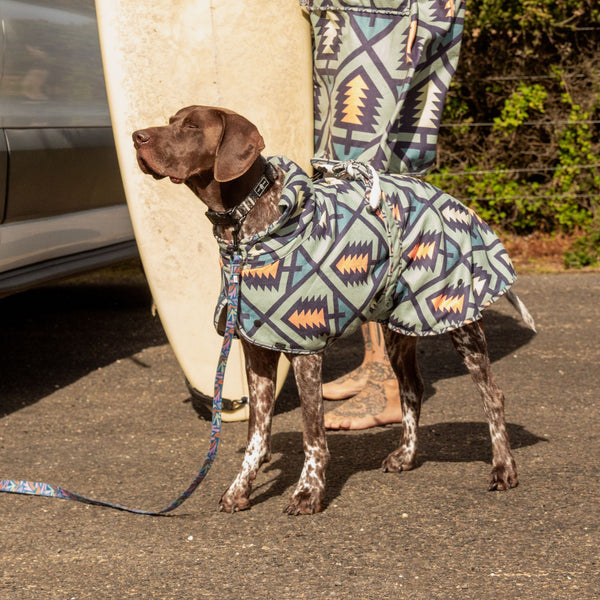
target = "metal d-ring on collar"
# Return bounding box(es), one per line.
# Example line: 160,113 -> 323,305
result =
205,161 -> 279,249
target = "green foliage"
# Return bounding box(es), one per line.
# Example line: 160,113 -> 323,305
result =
428,0 -> 600,257
564,221 -> 600,268
493,84 -> 547,133
466,0 -> 600,43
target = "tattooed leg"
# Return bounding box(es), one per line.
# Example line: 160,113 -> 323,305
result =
323,320 -> 398,402
324,323 -> 402,430
322,324 -> 375,400
322,322 -> 390,400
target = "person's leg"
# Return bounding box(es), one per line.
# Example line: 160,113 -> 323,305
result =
308,0 -> 465,429
324,322 -> 402,430
322,321 -> 382,400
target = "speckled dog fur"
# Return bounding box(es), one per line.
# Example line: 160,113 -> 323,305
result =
133,106 -> 524,514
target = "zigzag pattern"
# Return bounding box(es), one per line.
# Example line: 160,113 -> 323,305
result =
334,240 -> 373,285
440,198 -> 474,232
430,288 -> 467,317
404,229 -> 441,272
286,297 -> 328,336
243,261 -> 281,290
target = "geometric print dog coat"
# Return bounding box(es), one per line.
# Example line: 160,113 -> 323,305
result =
214,156 -> 516,354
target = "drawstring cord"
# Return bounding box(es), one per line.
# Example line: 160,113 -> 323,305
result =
311,158 -> 383,211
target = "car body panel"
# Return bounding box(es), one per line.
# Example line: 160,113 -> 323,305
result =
3,127 -> 126,223
0,205 -> 134,272
0,133 -> 6,220
0,0 -> 137,296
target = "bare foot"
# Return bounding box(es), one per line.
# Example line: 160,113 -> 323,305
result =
324,378 -> 402,430
323,322 -> 395,400
322,362 -> 376,400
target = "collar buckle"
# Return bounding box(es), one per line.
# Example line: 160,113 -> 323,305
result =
205,162 -> 278,234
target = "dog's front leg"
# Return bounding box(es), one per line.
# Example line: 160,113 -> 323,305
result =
285,353 -> 329,515
449,322 -> 518,490
219,340 -> 279,512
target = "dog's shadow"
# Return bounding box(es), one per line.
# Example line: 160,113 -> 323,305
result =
229,309 -> 541,508
249,421 -> 545,507
190,307 -> 535,420
191,308 -> 542,506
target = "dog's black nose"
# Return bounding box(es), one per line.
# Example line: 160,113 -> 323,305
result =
132,130 -> 150,146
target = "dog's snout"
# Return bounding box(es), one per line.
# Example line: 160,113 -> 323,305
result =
132,129 -> 150,147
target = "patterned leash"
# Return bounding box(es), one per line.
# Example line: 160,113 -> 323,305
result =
0,254 -> 243,516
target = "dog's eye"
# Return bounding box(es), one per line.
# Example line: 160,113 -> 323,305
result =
183,121 -> 199,129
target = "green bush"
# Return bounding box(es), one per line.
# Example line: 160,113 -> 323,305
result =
564,221 -> 600,268
429,0 -> 600,246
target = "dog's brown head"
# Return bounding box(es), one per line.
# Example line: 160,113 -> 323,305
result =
132,105 -> 265,186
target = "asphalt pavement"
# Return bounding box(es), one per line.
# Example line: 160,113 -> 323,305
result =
1,263 -> 598,599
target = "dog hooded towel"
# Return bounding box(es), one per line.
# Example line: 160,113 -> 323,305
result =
214,156 -> 516,354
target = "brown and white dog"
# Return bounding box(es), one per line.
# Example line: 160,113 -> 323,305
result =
133,105 -> 533,515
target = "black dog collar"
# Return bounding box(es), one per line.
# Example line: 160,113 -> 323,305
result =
205,162 -> 278,229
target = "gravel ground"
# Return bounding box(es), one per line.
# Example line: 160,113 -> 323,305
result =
1,265 -> 598,599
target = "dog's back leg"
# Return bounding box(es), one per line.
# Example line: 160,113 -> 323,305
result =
381,330 -> 423,473
285,353 -> 329,515
219,341 -> 280,512
448,321 -> 518,490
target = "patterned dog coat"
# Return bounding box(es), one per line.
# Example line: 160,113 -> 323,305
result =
214,156 -> 516,354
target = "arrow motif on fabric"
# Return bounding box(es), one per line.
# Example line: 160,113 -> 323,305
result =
431,292 -> 465,314
441,202 -> 472,231
336,253 -> 369,275
408,240 -> 437,261
288,308 -> 326,331
243,261 -> 281,290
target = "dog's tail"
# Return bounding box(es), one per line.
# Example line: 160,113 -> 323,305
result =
505,289 -> 537,332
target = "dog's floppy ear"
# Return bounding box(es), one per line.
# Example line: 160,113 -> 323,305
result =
214,112 -> 265,182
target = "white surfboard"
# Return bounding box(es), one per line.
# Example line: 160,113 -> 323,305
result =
95,0 -> 314,420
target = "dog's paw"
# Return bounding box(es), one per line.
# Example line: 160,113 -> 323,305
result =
488,462 -> 518,491
381,449 -> 416,473
284,488 -> 324,516
219,490 -> 251,513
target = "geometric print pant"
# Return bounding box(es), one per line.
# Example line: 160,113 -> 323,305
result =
302,0 -> 465,175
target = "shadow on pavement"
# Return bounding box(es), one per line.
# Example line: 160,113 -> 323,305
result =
273,306 -> 537,415
247,422 -> 546,509
0,267 -> 166,416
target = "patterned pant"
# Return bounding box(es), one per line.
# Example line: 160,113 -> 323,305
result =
303,0 -> 465,174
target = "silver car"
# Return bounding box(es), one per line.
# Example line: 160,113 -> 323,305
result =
0,0 -> 136,297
